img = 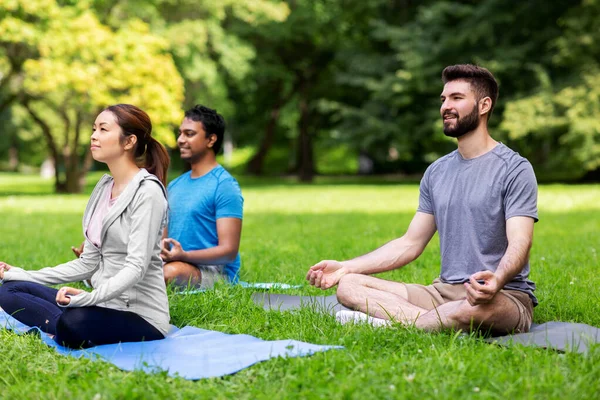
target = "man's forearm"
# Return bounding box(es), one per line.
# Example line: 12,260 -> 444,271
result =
178,246 -> 238,265
341,236 -> 424,275
495,236 -> 532,287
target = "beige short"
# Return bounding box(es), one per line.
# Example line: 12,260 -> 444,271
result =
196,264 -> 227,289
402,278 -> 534,333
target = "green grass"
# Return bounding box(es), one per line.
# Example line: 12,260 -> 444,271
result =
0,172 -> 599,399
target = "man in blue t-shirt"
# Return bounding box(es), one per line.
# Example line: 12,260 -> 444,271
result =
160,105 -> 243,288
306,65 -> 538,335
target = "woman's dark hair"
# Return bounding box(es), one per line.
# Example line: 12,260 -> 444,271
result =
184,105 -> 226,154
105,104 -> 170,185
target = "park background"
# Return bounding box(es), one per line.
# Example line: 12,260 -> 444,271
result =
1,1 -> 600,399
1,0 -> 600,186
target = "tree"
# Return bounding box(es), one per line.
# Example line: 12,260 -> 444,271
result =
0,0 -> 58,113
319,0 -> 585,176
501,0 -> 600,180
236,0 -> 379,180
2,1 -> 184,192
89,0 -> 290,138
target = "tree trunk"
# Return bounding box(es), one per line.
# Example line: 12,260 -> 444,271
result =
247,104 -> 282,175
8,134 -> 18,171
296,82 -> 315,182
54,162 -> 67,193
0,66 -> 18,114
0,94 -> 17,115
65,110 -> 85,193
79,147 -> 94,190
65,163 -> 82,193
246,79 -> 300,176
23,101 -> 68,192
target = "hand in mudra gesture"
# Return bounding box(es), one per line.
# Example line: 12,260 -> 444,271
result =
0,262 -> 13,280
55,286 -> 84,306
306,260 -> 348,290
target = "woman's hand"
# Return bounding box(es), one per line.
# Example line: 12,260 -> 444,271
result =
0,262 -> 13,280
56,286 -> 84,306
71,242 -> 85,258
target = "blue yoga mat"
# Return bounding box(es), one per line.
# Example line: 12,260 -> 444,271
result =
0,310 -> 341,380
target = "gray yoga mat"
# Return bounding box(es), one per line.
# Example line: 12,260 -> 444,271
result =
489,322 -> 600,354
252,293 -> 600,354
252,293 -> 350,314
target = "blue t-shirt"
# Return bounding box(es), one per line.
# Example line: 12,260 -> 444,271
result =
167,165 -> 244,282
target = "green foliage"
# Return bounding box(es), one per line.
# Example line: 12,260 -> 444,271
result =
3,0 -> 600,181
22,10 -> 184,144
500,0 -> 600,179
91,0 -> 290,119
1,0 -> 185,191
320,0 -> 588,175
227,0 -> 381,177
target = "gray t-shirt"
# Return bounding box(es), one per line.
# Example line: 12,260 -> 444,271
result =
417,143 -> 538,305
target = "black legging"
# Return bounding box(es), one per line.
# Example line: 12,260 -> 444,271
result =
0,280 -> 164,348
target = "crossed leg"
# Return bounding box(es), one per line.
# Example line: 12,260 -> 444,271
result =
336,273 -> 426,322
163,261 -> 226,289
163,261 -> 202,287
336,274 -> 524,333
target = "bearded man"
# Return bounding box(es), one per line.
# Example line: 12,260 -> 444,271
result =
306,64 -> 538,334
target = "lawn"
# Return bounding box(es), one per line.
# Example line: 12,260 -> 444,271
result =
0,172 -> 599,399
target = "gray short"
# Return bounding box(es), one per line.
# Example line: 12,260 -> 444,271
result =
196,264 -> 227,289
402,278 -> 533,333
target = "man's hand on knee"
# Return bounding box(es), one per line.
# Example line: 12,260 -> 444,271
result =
163,261 -> 202,287
464,270 -> 501,306
306,260 -> 348,290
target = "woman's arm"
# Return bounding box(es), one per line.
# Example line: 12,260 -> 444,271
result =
2,240 -> 100,285
67,182 -> 166,307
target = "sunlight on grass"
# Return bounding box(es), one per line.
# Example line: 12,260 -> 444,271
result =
244,185 -> 420,214
537,184 -> 600,212
4,173 -> 598,215
0,195 -> 89,214
0,173 -> 54,194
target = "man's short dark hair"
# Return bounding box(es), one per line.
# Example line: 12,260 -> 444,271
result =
442,64 -> 499,120
184,105 -> 226,154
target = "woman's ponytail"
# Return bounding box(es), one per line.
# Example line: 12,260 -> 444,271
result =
144,137 -> 170,187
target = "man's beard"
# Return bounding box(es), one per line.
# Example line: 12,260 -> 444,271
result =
443,105 -> 480,138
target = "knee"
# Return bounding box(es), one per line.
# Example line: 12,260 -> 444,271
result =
0,280 -> 19,293
55,309 -> 88,348
450,301 -> 492,330
336,273 -> 362,305
163,262 -> 199,286
163,262 -> 183,283
0,283 -> 9,306
0,281 -> 19,303
0,280 -> 13,297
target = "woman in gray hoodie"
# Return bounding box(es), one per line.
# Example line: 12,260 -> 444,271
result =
0,104 -> 171,348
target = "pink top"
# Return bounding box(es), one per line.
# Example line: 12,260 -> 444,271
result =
86,183 -> 118,247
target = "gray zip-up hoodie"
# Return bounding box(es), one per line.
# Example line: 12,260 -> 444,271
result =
3,169 -> 171,335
